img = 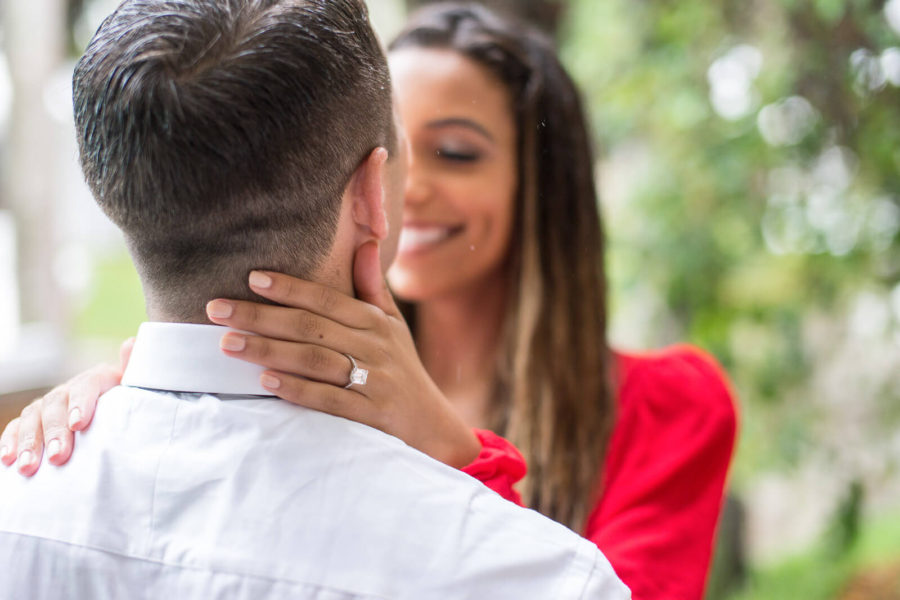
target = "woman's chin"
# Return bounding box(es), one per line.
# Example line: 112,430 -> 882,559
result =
387,262 -> 469,303
386,267 -> 438,303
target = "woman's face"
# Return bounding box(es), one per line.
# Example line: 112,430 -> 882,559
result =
387,48 -> 518,302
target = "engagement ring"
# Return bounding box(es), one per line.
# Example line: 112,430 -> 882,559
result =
343,353 -> 368,389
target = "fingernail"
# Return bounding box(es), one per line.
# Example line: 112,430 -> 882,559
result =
249,271 -> 273,289
206,300 -> 234,319
17,450 -> 34,470
68,407 -> 82,429
220,334 -> 246,352
260,374 -> 281,389
0,445 -> 9,460
47,439 -> 62,459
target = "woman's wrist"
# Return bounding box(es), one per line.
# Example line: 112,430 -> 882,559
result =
418,405 -> 481,468
442,425 -> 481,469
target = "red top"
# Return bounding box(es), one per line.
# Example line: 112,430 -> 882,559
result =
461,345 -> 738,600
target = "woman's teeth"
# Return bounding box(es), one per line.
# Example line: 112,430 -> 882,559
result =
398,226 -> 456,252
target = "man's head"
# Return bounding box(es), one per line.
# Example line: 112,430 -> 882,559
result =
74,0 -> 401,321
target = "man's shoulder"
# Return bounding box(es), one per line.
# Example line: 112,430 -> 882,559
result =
0,389 -> 629,598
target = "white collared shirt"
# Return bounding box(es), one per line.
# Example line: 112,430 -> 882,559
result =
0,323 -> 629,599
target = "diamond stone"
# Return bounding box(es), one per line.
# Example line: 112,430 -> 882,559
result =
349,367 -> 368,386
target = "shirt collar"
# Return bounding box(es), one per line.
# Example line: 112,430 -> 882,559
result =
121,322 -> 274,396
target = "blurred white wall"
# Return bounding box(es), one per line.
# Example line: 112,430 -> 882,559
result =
368,0 -> 407,45
0,211 -> 19,360
1,0 -> 69,392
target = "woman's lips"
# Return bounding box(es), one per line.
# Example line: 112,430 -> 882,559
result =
398,224 -> 463,254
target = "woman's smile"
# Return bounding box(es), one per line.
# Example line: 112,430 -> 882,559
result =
397,223 -> 465,255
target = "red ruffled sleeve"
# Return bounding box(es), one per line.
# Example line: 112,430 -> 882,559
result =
460,429 -> 526,506
586,345 -> 738,600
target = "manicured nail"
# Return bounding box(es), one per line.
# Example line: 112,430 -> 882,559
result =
260,373 -> 281,389
47,439 -> 62,459
68,408 -> 82,429
206,300 -> 234,319
249,271 -> 273,289
220,334 -> 246,352
0,445 -> 9,461
17,450 -> 34,470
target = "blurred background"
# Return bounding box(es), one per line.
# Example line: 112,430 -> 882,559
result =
1,0 -> 898,597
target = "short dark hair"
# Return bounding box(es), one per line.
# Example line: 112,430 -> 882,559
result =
74,0 -> 393,320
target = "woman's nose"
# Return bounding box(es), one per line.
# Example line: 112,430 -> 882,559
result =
404,162 -> 431,206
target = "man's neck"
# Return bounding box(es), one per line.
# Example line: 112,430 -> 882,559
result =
142,256 -> 355,324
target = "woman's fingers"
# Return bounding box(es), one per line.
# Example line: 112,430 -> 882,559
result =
15,400 -> 44,476
353,241 -> 402,318
0,360 -> 124,475
258,370 -> 377,426
0,416 -> 21,466
245,270 -> 382,328
119,337 -> 136,371
41,386 -> 74,466
68,364 -> 124,431
220,333 -> 359,388
207,300 -> 366,351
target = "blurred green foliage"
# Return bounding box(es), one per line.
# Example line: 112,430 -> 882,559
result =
559,1 -> 900,595
561,0 -> 900,474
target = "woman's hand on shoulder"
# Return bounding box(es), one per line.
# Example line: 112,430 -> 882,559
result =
207,241 -> 481,468
0,339 -> 133,476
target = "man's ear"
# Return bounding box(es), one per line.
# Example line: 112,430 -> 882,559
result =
349,147 -> 389,241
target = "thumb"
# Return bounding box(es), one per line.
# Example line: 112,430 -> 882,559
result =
353,241 -> 400,316
119,337 -> 136,373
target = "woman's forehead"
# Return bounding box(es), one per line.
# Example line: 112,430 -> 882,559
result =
389,48 -> 515,136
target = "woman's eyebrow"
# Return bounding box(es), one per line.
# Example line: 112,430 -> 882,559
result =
425,117 -> 494,141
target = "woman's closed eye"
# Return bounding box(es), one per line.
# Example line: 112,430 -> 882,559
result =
435,146 -> 481,163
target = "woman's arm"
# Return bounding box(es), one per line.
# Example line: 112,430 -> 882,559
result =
585,346 -> 738,600
2,386 -> 526,505
207,242 -> 480,468
223,242 -> 525,500
1,243 -> 527,502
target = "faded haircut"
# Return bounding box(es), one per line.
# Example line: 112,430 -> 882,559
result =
73,0 -> 393,320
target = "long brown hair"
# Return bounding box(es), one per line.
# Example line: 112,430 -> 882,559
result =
391,3 -> 613,531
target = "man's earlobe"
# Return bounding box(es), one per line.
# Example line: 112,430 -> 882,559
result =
351,147 -> 389,241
